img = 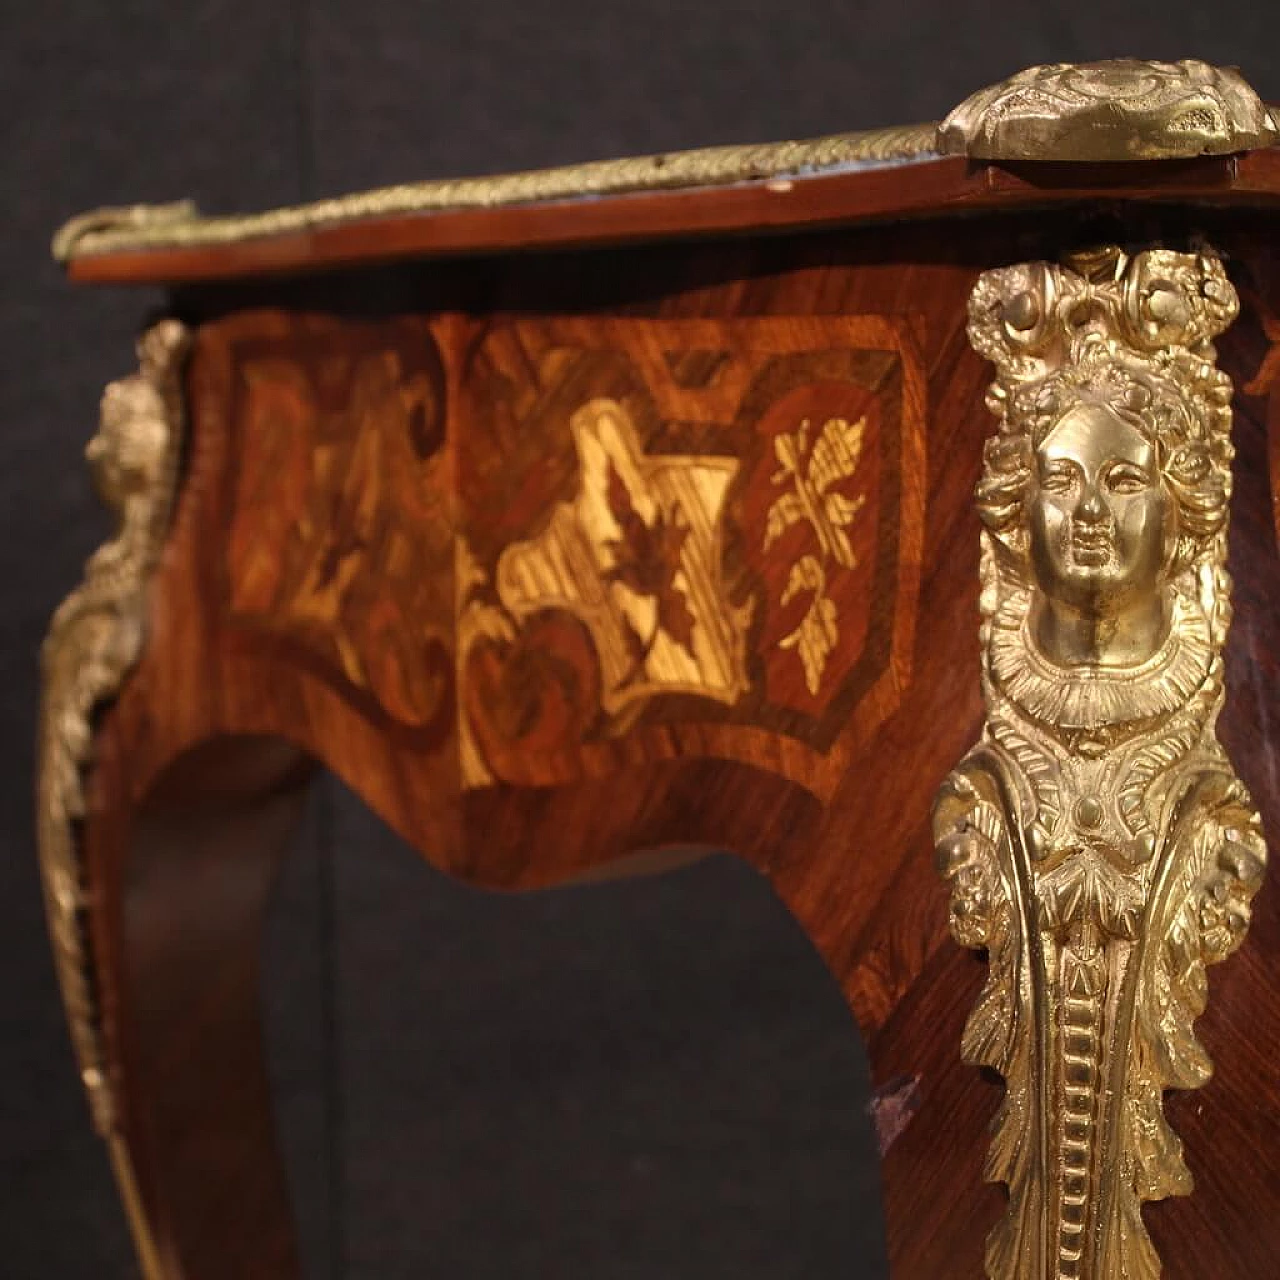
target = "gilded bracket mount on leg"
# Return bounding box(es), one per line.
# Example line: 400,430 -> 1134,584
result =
934,246 -> 1267,1279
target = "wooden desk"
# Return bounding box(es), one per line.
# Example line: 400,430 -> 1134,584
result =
42,59 -> 1280,1279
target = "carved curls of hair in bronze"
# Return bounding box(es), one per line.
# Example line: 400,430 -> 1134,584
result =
974,347 -> 1233,579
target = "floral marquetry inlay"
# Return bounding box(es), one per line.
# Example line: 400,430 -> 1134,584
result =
217,317 -> 454,738
765,414 -> 869,694
496,397 -> 751,714
457,315 -> 925,788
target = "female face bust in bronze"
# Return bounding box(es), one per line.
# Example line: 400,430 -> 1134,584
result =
974,288 -> 1234,702
935,247 -> 1266,1280
1028,396 -> 1173,668
1029,399 -> 1172,665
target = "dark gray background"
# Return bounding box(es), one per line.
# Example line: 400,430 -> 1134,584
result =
4,6 -> 1279,1277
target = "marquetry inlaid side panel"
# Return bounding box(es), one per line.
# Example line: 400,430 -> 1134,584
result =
456,315 -> 926,792
196,312 -> 456,745
183,309 -> 929,795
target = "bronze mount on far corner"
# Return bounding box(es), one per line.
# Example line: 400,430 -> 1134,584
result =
938,58 -> 1279,161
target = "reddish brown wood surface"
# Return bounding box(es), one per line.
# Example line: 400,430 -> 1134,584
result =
76,210 -> 1280,1278
91,736 -> 313,1278
64,149 -> 1280,286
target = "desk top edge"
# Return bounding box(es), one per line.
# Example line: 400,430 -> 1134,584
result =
54,124 -> 941,274
54,59 -> 1280,287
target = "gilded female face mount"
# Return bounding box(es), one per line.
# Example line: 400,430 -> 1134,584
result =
973,254 -> 1236,677
1027,395 -> 1173,668
939,249 -> 1265,1280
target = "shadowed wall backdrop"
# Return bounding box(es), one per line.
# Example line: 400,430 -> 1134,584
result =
4,5 -> 1280,1277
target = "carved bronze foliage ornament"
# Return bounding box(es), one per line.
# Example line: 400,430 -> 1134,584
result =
38,319 -> 191,1137
935,248 -> 1267,1279
37,321 -> 190,1280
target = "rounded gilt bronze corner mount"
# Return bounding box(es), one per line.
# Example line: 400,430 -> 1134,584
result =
937,58 -> 1280,161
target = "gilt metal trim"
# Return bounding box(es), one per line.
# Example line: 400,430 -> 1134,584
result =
935,247 -> 1266,1278
51,200 -> 198,264
939,59 -> 1279,162
52,124 -> 938,261
51,62 -> 1280,264
37,318 -> 191,1135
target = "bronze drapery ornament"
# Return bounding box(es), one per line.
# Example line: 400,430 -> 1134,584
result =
934,248 -> 1267,1278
